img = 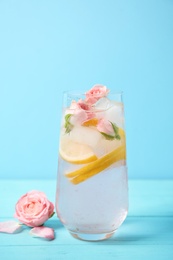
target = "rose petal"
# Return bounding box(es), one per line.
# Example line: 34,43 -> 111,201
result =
70,109 -> 88,125
0,221 -> 23,234
30,227 -> 55,240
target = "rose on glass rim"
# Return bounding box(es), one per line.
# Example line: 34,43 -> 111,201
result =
14,190 -> 54,227
85,84 -> 109,105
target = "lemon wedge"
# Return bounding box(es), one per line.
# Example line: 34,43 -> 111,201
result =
59,135 -> 98,164
82,118 -> 98,127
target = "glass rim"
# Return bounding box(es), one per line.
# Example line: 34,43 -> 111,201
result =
63,90 -> 124,96
62,89 -> 124,112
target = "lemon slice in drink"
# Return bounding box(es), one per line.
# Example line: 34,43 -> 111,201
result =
59,135 -> 98,164
82,118 -> 98,127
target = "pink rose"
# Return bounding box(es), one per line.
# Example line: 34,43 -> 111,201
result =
14,190 -> 54,227
70,109 -> 88,125
77,99 -> 91,111
68,99 -> 95,125
97,118 -> 115,136
85,84 -> 109,105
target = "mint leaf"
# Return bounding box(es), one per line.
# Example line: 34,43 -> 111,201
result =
111,122 -> 118,134
49,212 -> 55,219
64,114 -> 73,133
111,122 -> 121,140
100,122 -> 121,141
100,132 -> 116,140
115,134 -> 121,140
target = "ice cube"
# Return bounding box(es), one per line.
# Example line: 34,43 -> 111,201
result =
106,103 -> 124,128
94,97 -> 113,111
68,125 -> 102,149
97,102 -> 124,129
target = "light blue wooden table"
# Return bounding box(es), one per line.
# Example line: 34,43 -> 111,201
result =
0,180 -> 173,260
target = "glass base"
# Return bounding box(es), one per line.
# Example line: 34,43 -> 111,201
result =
69,230 -> 116,241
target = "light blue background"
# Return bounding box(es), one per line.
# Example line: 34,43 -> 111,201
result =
0,0 -> 173,179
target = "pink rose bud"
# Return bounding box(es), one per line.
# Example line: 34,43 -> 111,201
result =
68,100 -> 95,125
85,84 -> 109,105
14,190 -> 54,227
70,108 -> 88,125
97,118 -> 115,136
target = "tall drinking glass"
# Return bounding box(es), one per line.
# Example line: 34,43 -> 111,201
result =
56,85 -> 128,241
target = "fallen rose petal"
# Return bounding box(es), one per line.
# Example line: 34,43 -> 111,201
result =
30,226 -> 54,240
0,221 -> 23,234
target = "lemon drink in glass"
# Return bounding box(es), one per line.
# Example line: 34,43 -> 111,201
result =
56,85 -> 128,241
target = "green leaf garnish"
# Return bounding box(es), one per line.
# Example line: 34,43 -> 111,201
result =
49,212 -> 55,218
100,132 -> 116,140
110,122 -> 121,140
64,114 -> 73,133
100,122 -> 121,140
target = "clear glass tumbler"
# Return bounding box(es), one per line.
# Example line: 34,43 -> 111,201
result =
56,85 -> 128,241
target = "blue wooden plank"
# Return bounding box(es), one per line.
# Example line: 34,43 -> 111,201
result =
0,245 -> 173,260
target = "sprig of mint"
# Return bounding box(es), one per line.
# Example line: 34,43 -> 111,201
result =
100,122 -> 121,140
111,122 -> 121,140
64,114 -> 73,133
